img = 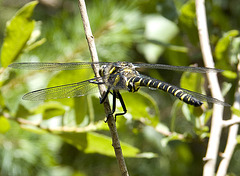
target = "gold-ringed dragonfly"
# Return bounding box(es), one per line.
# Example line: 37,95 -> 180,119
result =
9,61 -> 230,121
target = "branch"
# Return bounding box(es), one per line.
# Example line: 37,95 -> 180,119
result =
222,118 -> 240,127
195,1 -> 225,176
77,1 -> 129,175
155,126 -> 184,140
216,57 -> 240,176
4,114 -> 100,133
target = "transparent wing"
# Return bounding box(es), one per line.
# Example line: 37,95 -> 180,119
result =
133,63 -> 223,73
9,62 -> 110,71
172,85 -> 230,106
22,77 -> 105,101
9,61 -> 223,73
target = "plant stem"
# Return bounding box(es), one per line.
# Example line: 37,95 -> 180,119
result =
196,0 -> 225,175
216,57 -> 240,176
77,0 -> 129,175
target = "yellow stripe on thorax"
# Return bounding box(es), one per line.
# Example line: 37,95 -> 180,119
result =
109,67 -> 116,74
123,68 -> 133,72
113,75 -> 120,86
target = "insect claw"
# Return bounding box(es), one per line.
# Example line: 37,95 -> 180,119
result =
105,113 -> 114,123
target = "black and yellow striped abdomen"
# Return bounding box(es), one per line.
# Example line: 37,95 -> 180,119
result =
127,76 -> 203,107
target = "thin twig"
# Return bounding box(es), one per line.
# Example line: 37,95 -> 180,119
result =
4,113 -> 100,133
216,57 -> 240,176
222,118 -> 240,128
195,0 -> 225,176
155,126 -> 184,140
77,1 -> 129,175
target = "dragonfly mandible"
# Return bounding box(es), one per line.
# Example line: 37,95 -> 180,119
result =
9,61 -> 229,121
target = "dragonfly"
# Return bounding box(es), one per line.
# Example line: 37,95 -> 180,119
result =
9,61 -> 229,121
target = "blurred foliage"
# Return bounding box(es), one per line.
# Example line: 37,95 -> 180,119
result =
0,0 -> 239,176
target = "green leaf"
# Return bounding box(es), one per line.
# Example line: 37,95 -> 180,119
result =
210,5 -> 230,31
16,104 -> 31,118
59,131 -> 140,157
232,107 -> 240,117
91,96 -> 106,121
215,30 -> 239,61
178,0 -> 198,45
222,82 -> 232,97
47,69 -> 95,107
32,101 -> 65,120
0,1 -> 38,67
180,71 -> 203,93
180,71 -> 206,118
0,116 -> 10,133
237,135 -> 240,144
120,91 -> 159,127
182,104 -> 200,126
222,70 -> 238,79
138,15 -> 179,63
74,97 -> 88,124
229,37 -> 240,65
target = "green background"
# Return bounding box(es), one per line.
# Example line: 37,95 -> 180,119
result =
0,0 -> 239,175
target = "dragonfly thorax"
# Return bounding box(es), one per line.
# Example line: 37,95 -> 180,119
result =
100,62 -> 140,91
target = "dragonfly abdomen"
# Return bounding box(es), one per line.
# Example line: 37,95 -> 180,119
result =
127,76 -> 203,107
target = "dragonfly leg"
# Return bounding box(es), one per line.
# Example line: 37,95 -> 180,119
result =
100,87 -> 111,104
104,91 -> 127,122
105,91 -> 117,122
114,91 -> 127,121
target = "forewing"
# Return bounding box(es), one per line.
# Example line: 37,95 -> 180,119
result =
133,63 -> 223,73
23,77 -> 105,101
9,62 -> 110,71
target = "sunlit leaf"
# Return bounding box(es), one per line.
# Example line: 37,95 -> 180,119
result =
59,131 -> 140,157
180,71 -> 203,93
215,30 -> 239,61
232,107 -> 240,117
237,135 -> 240,144
32,101 -> 65,120
0,116 -> 10,133
47,69 -> 95,107
222,70 -> 238,79
138,15 -> 179,63
120,91 -> 159,127
136,152 -> 158,158
230,37 -> 240,65
0,1 -> 38,67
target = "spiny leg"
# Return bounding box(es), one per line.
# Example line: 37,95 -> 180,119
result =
100,87 -> 115,122
100,87 -> 111,104
114,91 -> 127,121
101,89 -> 127,122
104,91 -> 117,122
104,91 -> 127,122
